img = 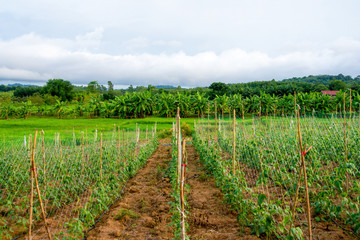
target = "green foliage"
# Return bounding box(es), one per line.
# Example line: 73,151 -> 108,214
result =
42,79 -> 75,101
114,208 -> 139,220
209,82 -> 229,99
194,114 -> 360,238
180,122 -> 192,137
158,128 -> 173,139
0,127 -> 158,239
13,86 -> 41,98
329,79 -> 347,91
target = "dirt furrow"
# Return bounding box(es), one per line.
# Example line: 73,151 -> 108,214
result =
86,140 -> 174,240
185,143 -> 259,240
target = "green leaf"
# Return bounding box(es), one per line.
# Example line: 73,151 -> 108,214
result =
258,193 -> 266,207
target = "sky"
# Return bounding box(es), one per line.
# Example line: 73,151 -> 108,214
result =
0,0 -> 360,88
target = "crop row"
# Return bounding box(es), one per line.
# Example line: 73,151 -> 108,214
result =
194,114 -> 360,239
0,126 -> 158,239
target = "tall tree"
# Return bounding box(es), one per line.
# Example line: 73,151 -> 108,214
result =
108,81 -> 114,91
329,79 -> 347,91
41,79 -> 74,101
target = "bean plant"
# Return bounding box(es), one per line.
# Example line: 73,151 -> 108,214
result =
194,113 -> 360,239
0,126 -> 158,239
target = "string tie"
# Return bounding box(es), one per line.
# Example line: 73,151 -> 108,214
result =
301,146 -> 312,156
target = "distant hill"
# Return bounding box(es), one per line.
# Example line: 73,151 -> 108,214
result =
7,83 -> 38,87
281,74 -> 360,85
155,85 -> 176,89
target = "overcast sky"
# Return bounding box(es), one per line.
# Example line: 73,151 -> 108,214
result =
0,0 -> 360,88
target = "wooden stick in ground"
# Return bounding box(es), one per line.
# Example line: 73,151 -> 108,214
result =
296,107 -> 312,240
289,108 -> 303,234
41,130 -> 46,210
180,139 -> 186,240
215,102 -> 218,142
123,129 -> 125,162
176,108 -> 179,146
117,126 -> 120,156
146,125 -> 148,141
232,109 -> 236,175
207,104 -> 210,144
29,135 -> 33,240
81,131 -> 85,172
177,107 -> 181,186
343,92 -> 349,191
31,130 -> 53,240
100,133 -> 103,181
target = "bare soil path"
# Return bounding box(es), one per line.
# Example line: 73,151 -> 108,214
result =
86,139 -> 174,240
185,143 -> 259,240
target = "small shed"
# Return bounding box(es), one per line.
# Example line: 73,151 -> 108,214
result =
321,90 -> 339,96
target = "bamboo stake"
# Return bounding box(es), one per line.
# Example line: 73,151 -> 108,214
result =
81,131 -> 84,172
146,126 -> 148,141
343,93 -> 349,191
200,116 -> 204,141
123,129 -> 126,163
180,140 -> 186,240
215,102 -> 218,142
289,107 -> 303,234
296,107 -> 312,240
232,109 -> 236,175
176,109 -> 179,147
41,130 -> 46,210
118,126 -> 121,160
177,107 -> 182,186
31,130 -> 52,240
207,104 -> 210,144
100,133 -> 103,181
28,135 -> 33,240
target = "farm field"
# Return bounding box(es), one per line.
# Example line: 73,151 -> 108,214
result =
194,111 -> 360,239
0,123 -> 158,239
0,117 -> 197,140
1,111 -> 360,239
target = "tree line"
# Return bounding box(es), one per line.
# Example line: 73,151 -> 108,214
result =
0,74 -> 359,119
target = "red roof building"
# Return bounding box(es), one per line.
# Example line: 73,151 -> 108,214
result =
321,90 -> 339,96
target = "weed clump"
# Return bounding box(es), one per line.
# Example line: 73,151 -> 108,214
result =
114,208 -> 139,221
181,122 -> 192,137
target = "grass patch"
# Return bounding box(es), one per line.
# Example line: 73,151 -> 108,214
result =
0,116 -> 197,140
114,208 -> 139,221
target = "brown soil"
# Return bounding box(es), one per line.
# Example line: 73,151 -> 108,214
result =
27,190 -> 92,240
185,143 -> 259,240
86,139 -> 174,240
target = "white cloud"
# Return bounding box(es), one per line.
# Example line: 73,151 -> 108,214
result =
0,30 -> 359,87
75,27 -> 104,51
0,67 -> 52,80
